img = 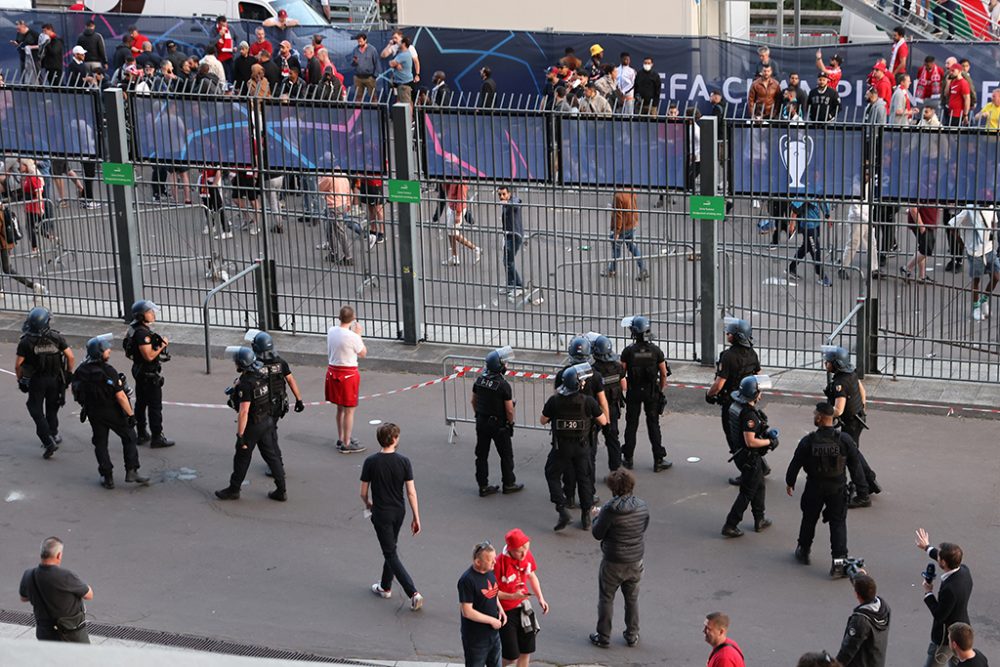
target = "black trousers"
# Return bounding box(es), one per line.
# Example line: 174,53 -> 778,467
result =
228,418 -> 285,492
35,622 -> 90,643
544,441 -> 593,511
725,454 -> 766,527
563,427 -> 600,503
623,391 -> 665,463
371,509 -> 417,598
600,398 -> 623,470
474,415 -> 516,488
89,413 -> 140,477
133,375 -> 163,434
842,419 -> 877,495
26,374 -> 61,445
797,481 -> 849,558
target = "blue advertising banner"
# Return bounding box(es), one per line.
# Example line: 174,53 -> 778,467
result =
421,111 -> 548,181
560,117 -> 687,188
0,88 -> 98,157
132,95 -> 253,166
879,127 -> 1000,204
729,122 -> 865,198
264,103 -> 385,173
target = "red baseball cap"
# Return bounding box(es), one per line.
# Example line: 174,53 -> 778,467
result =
505,528 -> 531,550
949,62 -> 963,71
277,8 -> 288,17
873,61 -> 887,71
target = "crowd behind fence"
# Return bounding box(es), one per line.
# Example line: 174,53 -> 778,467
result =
2,80 -> 1000,382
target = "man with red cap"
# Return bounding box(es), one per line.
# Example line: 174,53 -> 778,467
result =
870,61 -> 892,108
945,61 -> 971,126
494,529 -> 549,667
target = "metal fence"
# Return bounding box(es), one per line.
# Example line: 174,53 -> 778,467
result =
3,81 -> 1000,383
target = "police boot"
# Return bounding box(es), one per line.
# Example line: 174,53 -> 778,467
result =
721,524 -> 744,538
794,546 -> 810,565
150,433 -> 175,449
214,487 -> 240,500
653,458 -> 673,472
41,436 -> 59,460
52,432 -> 62,444
581,510 -> 592,530
137,426 -> 151,445
100,474 -> 115,490
848,495 -> 872,509
754,517 -> 773,532
478,485 -> 500,498
267,488 -> 287,502
125,469 -> 150,486
553,507 -> 572,531
502,483 -> 524,495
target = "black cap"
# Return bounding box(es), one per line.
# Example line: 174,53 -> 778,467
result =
165,40 -> 176,48
816,402 -> 835,416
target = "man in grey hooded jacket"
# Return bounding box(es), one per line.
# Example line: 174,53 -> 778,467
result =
837,573 -> 891,667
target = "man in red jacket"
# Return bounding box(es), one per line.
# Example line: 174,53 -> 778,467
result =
870,62 -> 892,107
215,16 -> 234,82
704,612 -> 745,667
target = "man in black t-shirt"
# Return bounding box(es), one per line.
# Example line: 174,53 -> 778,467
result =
19,536 -> 93,643
950,623 -> 989,667
360,423 -> 423,611
458,542 -> 506,666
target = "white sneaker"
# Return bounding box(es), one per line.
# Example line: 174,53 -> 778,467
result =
367,234 -> 378,250
215,231 -> 234,240
248,226 -> 259,236
371,583 -> 391,599
202,225 -> 210,235
474,247 -> 482,264
410,592 -> 424,611
981,298 -> 990,318
442,255 -> 460,266
498,286 -> 511,294
33,283 -> 48,296
973,306 -> 984,321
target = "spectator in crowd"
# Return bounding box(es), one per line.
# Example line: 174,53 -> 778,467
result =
256,49 -> 281,92
594,64 -> 617,103
704,612 -> 745,667
164,40 -> 186,74
755,45 -> 778,79
351,32 -> 379,101
249,27 -> 271,59
459,542 -> 505,667
784,71 -> 808,110
7,158 -> 47,253
326,305 -> 367,453
276,41 -> 300,81
815,51 -> 843,90
200,45 -> 226,85
552,86 -> 573,113
915,528 -> 974,667
602,189 -> 648,280
901,206 -> 938,282
587,43 -> 605,80
839,179 -> 878,280
480,66 -> 498,108
915,56 -> 944,107
945,62 -> 972,126
870,62 -> 892,108
430,70 -> 451,105
215,16 -> 233,81
76,20 -> 106,73
961,59 -> 977,107
991,0 -> 1000,37
709,88 -> 726,123
975,88 -> 1000,129
889,73 -> 915,125
301,44 -> 319,85
788,199 -> 832,287
889,27 -> 908,77
193,62 -> 222,94
560,46 -> 582,72
0,196 -> 45,293
19,537 -> 93,643
918,103 -> 941,128
198,167 -> 231,239
247,63 -> 270,98
748,64 -> 780,118
262,10 -> 300,46
360,423 -> 423,611
615,53 -> 636,114
579,83 -> 612,115
933,0 -> 959,37
388,37 -> 415,104
497,185 -> 524,295
232,41 -> 254,91
947,205 -> 1000,320
127,25 -> 148,57
38,24 -> 64,85
949,623 -> 989,666
382,29 -> 420,84
318,172 -> 356,264
836,574 -> 891,667
589,469 -> 648,649
66,46 -> 95,87
277,66 -> 305,99
441,181 -> 481,266
634,57 -> 661,115
806,71 -> 840,122
111,35 -> 133,78
540,67 -> 561,109
13,20 -> 39,78
136,40 -> 160,71
495,528 -> 548,667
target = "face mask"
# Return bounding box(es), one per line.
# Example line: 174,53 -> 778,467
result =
643,64 -> 652,71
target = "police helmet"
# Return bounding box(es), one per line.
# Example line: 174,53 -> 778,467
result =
131,300 -> 161,319
245,329 -> 275,359
723,317 -> 753,347
567,336 -> 592,363
558,365 -> 583,396
623,315 -> 651,340
484,346 -> 514,374
731,374 -> 772,403
86,333 -> 113,361
24,307 -> 51,334
821,345 -> 853,372
225,345 -> 262,372
591,335 -> 617,362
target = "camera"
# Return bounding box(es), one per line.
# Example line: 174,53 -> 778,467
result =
922,563 -> 936,584
832,556 -> 866,579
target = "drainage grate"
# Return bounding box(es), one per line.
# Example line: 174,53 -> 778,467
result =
0,609 -> 381,664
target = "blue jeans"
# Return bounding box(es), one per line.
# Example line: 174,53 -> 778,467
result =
504,234 -> 522,288
608,229 -> 645,273
300,175 -> 323,219
463,632 -> 501,667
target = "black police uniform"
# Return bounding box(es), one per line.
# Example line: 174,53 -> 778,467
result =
620,340 -> 667,465
592,358 -> 624,470
223,369 -> 286,495
724,401 -> 770,529
785,426 -> 868,559
126,320 -> 166,438
715,345 -> 760,451
542,392 -> 602,512
472,368 -> 517,490
17,328 -> 69,448
72,359 -> 140,479
259,354 -> 293,465
554,365 -> 605,503
826,370 -> 878,494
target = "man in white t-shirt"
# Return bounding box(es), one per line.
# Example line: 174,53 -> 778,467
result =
326,305 -> 367,453
948,206 -> 1000,321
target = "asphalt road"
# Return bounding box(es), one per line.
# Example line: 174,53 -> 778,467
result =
1,345 -> 999,666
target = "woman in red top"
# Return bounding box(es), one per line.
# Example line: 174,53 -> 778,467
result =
5,159 -> 48,252
494,529 -> 549,667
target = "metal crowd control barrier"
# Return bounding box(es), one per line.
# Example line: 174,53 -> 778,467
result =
441,355 -> 562,444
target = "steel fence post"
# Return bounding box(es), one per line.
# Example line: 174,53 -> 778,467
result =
391,102 -> 423,345
698,116 -> 720,366
102,88 -> 142,317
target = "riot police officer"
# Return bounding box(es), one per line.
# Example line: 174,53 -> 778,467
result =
705,318 -> 762,485
620,316 -> 672,471
555,336 -> 608,507
721,375 -> 777,538
247,329 -> 304,476
822,346 -> 880,508
214,346 -> 287,502
15,307 -> 74,459
124,300 -> 174,449
785,403 -> 868,578
590,334 -> 624,471
470,346 -> 522,497
71,334 -> 150,490
541,365 -> 608,531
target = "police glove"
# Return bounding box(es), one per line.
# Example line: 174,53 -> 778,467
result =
17,378 -> 29,393
236,434 -> 247,450
294,399 -> 305,413
127,414 -> 137,428
705,393 -> 718,405
506,421 -> 515,436
767,428 -> 780,451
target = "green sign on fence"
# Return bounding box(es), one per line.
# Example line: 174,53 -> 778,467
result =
102,162 -> 135,187
387,179 -> 421,204
689,195 -> 726,221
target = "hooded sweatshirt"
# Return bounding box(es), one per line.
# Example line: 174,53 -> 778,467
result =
836,596 -> 891,667
76,27 -> 106,65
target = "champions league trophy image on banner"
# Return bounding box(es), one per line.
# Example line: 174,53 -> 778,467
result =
779,132 -> 814,189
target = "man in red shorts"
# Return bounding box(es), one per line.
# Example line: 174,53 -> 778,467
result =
326,305 -> 367,453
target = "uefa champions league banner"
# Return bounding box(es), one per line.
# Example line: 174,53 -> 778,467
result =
560,117 -> 687,188
421,111 -> 549,181
264,102 -> 385,173
0,87 -> 99,157
132,95 -> 254,165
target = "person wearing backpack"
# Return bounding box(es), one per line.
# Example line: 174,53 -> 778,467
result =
15,307 -> 74,460
72,334 -> 149,490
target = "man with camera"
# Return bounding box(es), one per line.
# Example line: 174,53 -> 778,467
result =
836,574 -> 890,667
915,528 -> 973,667
124,300 -> 175,449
